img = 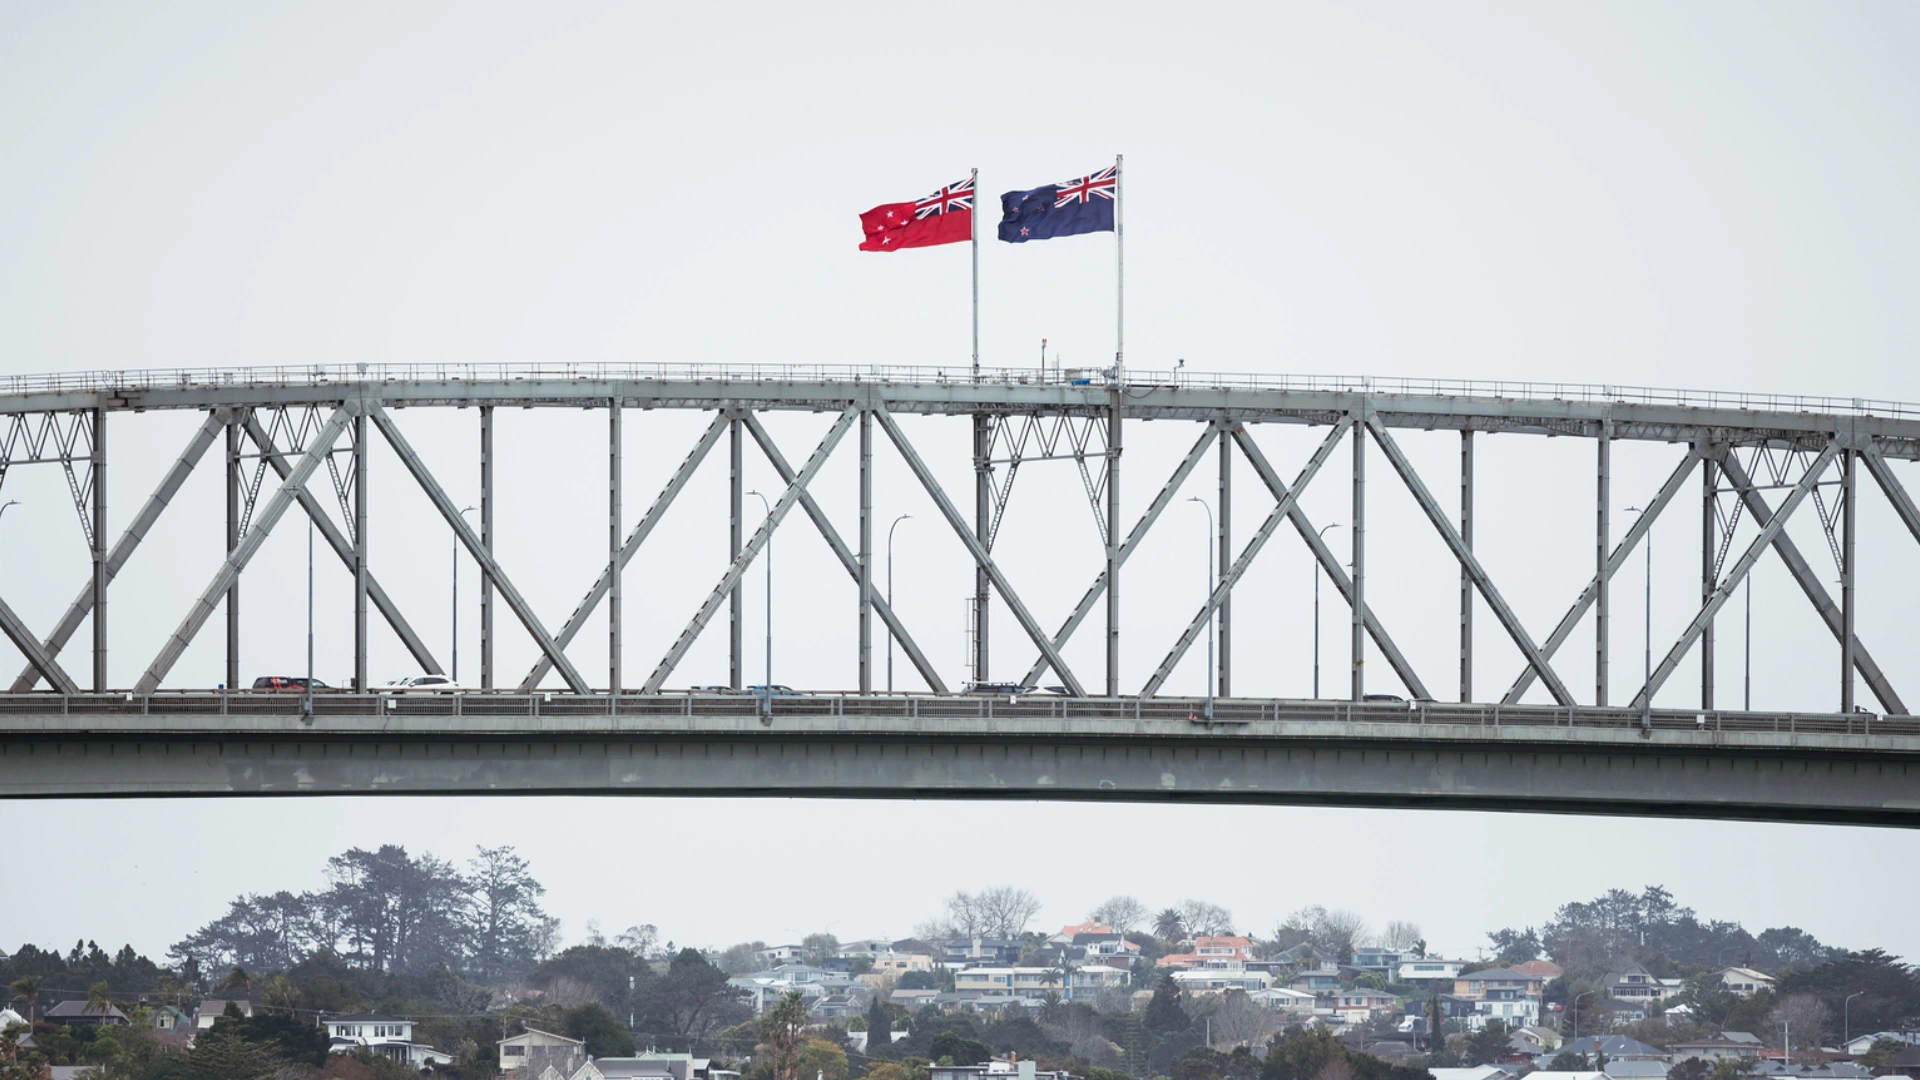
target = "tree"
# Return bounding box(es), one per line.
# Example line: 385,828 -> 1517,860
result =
1178,901 -> 1234,938
1485,928 -> 1542,966
616,925 -> 660,958
801,934 -> 841,967
1153,910 -> 1187,943
1314,911 -> 1368,965
323,845 -> 470,974
763,992 -> 810,1080
1145,973 -> 1190,1036
1089,897 -> 1148,934
7,978 -> 39,1026
1380,922 -> 1422,952
1670,1060 -> 1712,1080
563,1004 -> 636,1058
794,1038 -> 848,1080
1210,991 -> 1278,1049
1463,1021 -> 1510,1066
654,949 -> 749,1042
466,846 -> 556,981
1860,1037 -> 1907,1069
865,997 -> 894,1054
85,981 -> 116,1019
183,1026 -> 285,1080
928,1031 -> 991,1067
1767,994 -> 1832,1057
1549,1052 -> 1592,1071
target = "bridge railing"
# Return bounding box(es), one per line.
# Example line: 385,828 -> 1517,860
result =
0,692 -> 1912,738
5,362 -> 1917,421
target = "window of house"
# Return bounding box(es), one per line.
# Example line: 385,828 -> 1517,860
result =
506,1047 -> 527,1057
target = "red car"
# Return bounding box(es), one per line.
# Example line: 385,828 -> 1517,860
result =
251,676 -> 330,693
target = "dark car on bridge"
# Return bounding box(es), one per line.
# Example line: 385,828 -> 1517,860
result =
251,675 -> 330,693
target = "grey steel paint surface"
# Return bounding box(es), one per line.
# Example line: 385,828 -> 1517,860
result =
2,697 -> 1918,827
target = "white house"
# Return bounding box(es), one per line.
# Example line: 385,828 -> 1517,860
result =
325,1012 -> 450,1067
498,1028 -> 586,1073
1332,989 -> 1398,1023
194,999 -> 252,1030
1173,969 -> 1273,994
1398,959 -> 1466,983
1715,968 -> 1776,997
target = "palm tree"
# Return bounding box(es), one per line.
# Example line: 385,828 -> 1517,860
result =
1152,909 -> 1185,943
9,977 -> 40,1025
220,966 -> 251,996
265,976 -> 298,1013
85,981 -> 115,1019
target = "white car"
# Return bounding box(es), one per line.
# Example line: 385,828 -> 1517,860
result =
381,675 -> 465,693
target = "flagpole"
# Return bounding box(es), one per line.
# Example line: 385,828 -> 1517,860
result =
1114,153 -> 1124,377
971,166 -> 980,382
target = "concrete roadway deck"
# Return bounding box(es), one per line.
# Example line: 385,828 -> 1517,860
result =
3,694 -> 1917,826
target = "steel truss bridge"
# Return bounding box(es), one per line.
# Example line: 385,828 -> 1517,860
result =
2,362 -> 1919,823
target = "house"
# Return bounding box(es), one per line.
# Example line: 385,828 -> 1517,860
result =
753,945 -> 804,966
1049,921 -> 1115,945
943,939 -> 1024,965
1451,968 -> 1547,1028
1553,1036 -> 1666,1062
1430,1068 -> 1520,1080
1715,968 -> 1775,997
869,953 -> 934,979
1068,965 -> 1133,999
499,1028 -> 586,1074
1353,948 -> 1410,976
1332,989 -> 1398,1022
930,1058 -> 1076,1080
727,964 -> 860,1013
1070,933 -> 1143,963
1600,1062 -> 1670,1080
1842,1032 -> 1920,1056
1671,1033 -> 1763,1063
193,1000 -> 252,1030
1174,970 -> 1273,995
1600,963 -> 1672,1006
1248,987 -> 1319,1016
148,1006 -> 192,1032
1159,936 -> 1255,969
889,989 -> 940,1011
1512,960 -> 1565,980
0,1007 -> 28,1030
1291,966 -> 1344,994
324,1011 -> 449,1067
1508,1027 -> 1562,1055
44,1000 -> 129,1027
952,967 -> 1081,1000
1399,959 -> 1467,983
568,1053 -> 702,1080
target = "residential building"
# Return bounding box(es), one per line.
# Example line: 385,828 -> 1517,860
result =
944,939 -> 1024,965
498,1028 -> 586,1073
930,1058 -> 1076,1080
1070,933 -> 1142,963
1600,1062 -> 1671,1080
0,1007 -> 28,1030
753,945 -> 804,967
193,1000 -> 252,1030
1451,968 -> 1546,1028
1049,922 -> 1114,945
1507,1027 -> 1561,1056
1429,1068 -> 1520,1080
1292,966 -> 1344,994
324,1012 -> 449,1066
1399,959 -> 1467,983
568,1054 -> 703,1080
1353,948 -> 1409,976
1332,989 -> 1398,1023
1715,968 -> 1776,997
1173,969 -> 1273,995
1671,1033 -> 1763,1063
870,953 -> 934,979
889,989 -> 940,1011
1842,1032 -> 1920,1056
953,967 -> 1077,1000
1552,1036 -> 1666,1062
1248,987 -> 1319,1017
728,964 -> 860,1013
148,1006 -> 191,1032
1068,965 -> 1133,999
1160,936 -> 1256,969
44,1001 -> 128,1027
1512,960 -> 1565,980
1601,963 -> 1674,1006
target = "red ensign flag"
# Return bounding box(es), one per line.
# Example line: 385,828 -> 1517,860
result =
859,176 -> 974,251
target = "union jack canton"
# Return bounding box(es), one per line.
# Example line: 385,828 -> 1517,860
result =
916,177 -> 976,219
1054,166 -> 1116,207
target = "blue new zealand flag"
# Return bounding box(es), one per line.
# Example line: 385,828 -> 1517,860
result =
998,165 -> 1117,243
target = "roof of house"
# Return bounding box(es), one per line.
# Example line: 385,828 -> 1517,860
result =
1718,967 -> 1775,982
1600,1061 -> 1670,1078
1512,960 -> 1565,977
1556,1036 -> 1665,1059
1458,967 -> 1548,982
499,1028 -> 583,1046
45,1000 -> 128,1020
326,1012 -> 410,1024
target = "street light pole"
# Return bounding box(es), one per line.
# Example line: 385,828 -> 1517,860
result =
887,514 -> 911,692
455,506 -> 476,684
1573,990 -> 1596,1041
305,516 -> 314,717
1187,497 -> 1214,720
1745,574 -> 1752,711
1845,991 -> 1863,1047
1314,523 -> 1342,699
747,490 -> 772,717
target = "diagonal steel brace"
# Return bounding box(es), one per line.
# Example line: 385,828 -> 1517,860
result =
12,410 -> 226,692
369,404 -> 589,693
1634,442 -> 1839,708
1143,419 -> 1350,696
642,408 -> 857,693
245,411 -> 443,678
876,405 -> 1085,696
1503,452 -> 1698,704
1234,426 -> 1432,700
1366,418 -> 1574,706
137,407 -> 351,694
1021,425 -> 1220,688
1722,448 -> 1904,715
520,412 -> 730,691
0,596 -> 79,695
742,412 -> 948,694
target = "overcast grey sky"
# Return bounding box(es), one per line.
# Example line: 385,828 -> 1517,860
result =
4,3 -> 1920,966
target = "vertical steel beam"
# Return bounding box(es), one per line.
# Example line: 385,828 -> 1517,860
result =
91,406 -> 106,691
225,415 -> 241,691
1596,424 -> 1609,707
609,398 -> 622,694
973,414 -> 991,683
1351,415 -> 1365,701
1701,448 -> 1716,709
1460,430 -> 1473,703
479,405 -> 494,689
352,410 -> 368,691
730,415 -> 744,690
1842,448 -> 1856,713
859,409 -> 874,694
1107,388 -> 1122,696
1217,422 -> 1232,697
